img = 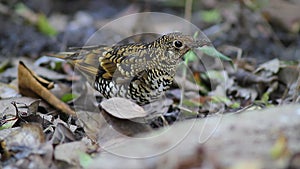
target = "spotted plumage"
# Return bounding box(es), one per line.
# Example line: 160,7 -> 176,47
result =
52,32 -> 210,105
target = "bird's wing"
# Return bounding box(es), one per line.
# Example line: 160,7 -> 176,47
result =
50,45 -> 148,83
99,46 -> 148,80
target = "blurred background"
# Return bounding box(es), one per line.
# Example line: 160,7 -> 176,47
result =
0,0 -> 299,63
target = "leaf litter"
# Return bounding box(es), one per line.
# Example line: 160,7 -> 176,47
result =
0,0 -> 299,168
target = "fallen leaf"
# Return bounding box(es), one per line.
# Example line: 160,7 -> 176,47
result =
2,57 -> 69,81
228,85 -> 258,101
100,97 -> 147,119
54,141 -> 89,166
0,59 -> 11,73
0,123 -> 45,160
0,82 -> 19,98
12,99 -> 40,117
49,123 -> 76,144
61,93 -> 78,103
37,14 -> 58,36
0,97 -> 51,129
76,110 -> 106,141
79,152 -> 93,168
200,9 -> 222,23
18,61 -> 75,116
231,69 -> 276,86
255,58 -> 280,75
270,133 -> 290,159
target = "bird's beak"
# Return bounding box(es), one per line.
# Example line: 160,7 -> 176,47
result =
196,44 -> 232,61
185,36 -> 231,61
186,38 -> 231,61
187,39 -> 212,48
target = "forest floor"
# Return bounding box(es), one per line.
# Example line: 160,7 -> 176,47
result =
0,0 -> 299,168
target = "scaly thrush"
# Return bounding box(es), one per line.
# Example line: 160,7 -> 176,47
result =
52,32 -> 210,105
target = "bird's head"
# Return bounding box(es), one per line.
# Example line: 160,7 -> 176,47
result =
155,32 -> 211,62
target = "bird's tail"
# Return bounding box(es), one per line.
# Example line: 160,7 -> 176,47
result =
48,50 -> 100,84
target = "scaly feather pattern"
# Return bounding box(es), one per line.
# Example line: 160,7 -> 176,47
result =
51,32 -> 210,105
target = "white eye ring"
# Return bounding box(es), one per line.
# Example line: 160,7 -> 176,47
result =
173,40 -> 184,49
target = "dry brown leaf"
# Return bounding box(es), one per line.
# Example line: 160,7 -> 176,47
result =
0,123 -> 45,160
232,69 -> 275,86
18,61 -> 75,116
255,59 -> 280,75
76,110 -> 106,142
101,108 -> 152,137
49,123 -> 76,144
11,99 -> 40,117
54,141 -> 89,166
100,97 -> 147,119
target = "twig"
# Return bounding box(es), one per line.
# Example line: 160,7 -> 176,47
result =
293,64 -> 300,103
180,0 -> 193,107
184,0 -> 193,22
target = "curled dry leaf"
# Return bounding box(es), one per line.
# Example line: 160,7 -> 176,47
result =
18,61 -> 75,116
12,99 -> 40,117
231,69 -> 276,86
255,59 -> 280,75
100,97 -> 148,119
49,123 -> 76,145
0,97 -> 51,129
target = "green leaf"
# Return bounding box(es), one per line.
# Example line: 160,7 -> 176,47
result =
37,14 -> 57,36
0,59 -> 10,73
184,50 -> 198,63
182,99 -> 202,107
229,102 -> 241,109
79,152 -> 93,168
245,0 -> 269,10
211,95 -> 231,105
53,61 -> 63,71
261,92 -> 270,103
197,45 -> 232,61
270,134 -> 288,159
200,9 -> 221,23
0,118 -> 17,130
61,93 -> 78,103
15,3 -> 28,15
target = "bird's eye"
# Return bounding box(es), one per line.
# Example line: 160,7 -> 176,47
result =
173,40 -> 183,49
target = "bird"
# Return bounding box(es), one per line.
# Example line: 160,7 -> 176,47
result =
51,32 -> 211,106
